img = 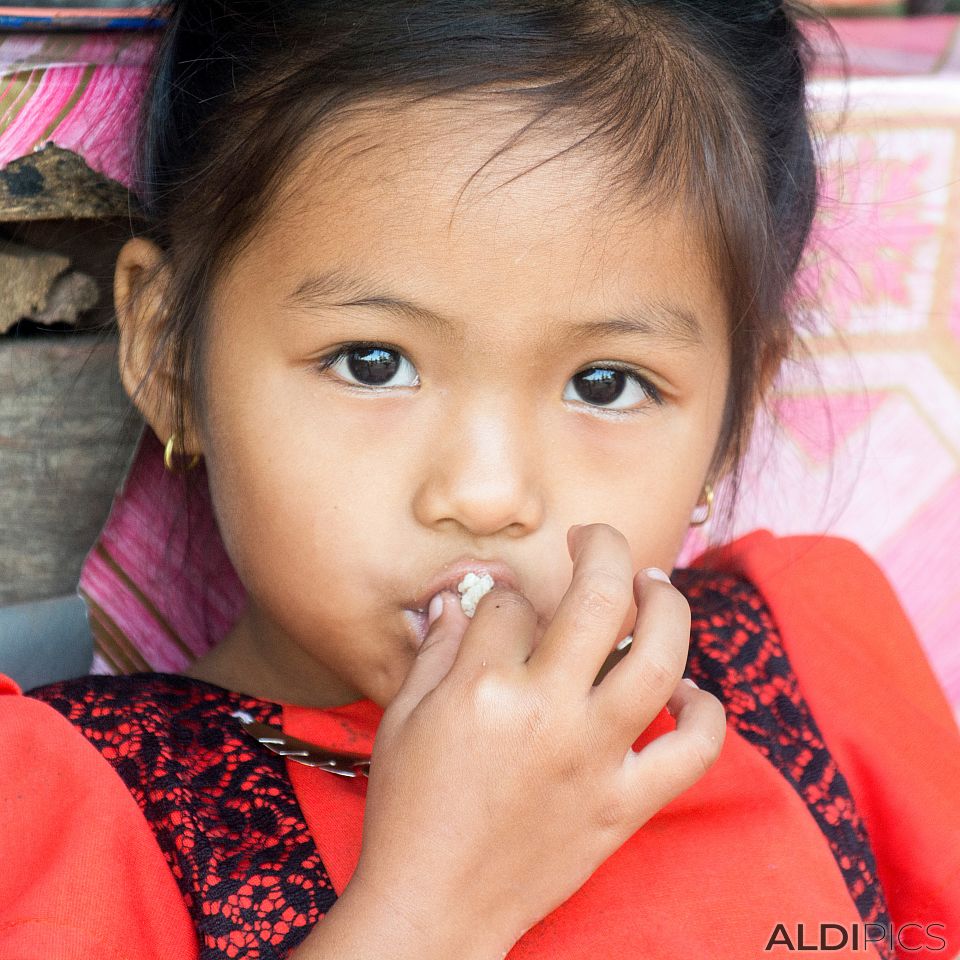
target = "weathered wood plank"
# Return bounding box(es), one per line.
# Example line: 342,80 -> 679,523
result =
0,334 -> 142,604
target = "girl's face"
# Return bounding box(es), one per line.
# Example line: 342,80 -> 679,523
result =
126,99 -> 731,709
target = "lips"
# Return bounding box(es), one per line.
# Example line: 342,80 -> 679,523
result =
403,557 -> 523,647
407,558 -> 523,616
404,608 -> 432,648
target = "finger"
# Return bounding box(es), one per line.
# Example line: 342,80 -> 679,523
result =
619,678 -> 727,821
453,584 -> 538,673
587,567 -> 691,744
385,591 -> 470,727
526,523 -> 635,693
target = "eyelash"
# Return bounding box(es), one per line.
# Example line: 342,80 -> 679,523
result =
311,340 -> 665,413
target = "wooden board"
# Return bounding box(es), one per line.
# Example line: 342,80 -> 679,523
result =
0,334 -> 142,604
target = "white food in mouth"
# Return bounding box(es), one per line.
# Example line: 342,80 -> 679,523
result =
457,571 -> 496,618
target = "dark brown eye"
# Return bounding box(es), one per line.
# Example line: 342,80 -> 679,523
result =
314,342 -> 418,388
572,368 -> 625,405
565,366 -> 663,411
346,346 -> 400,385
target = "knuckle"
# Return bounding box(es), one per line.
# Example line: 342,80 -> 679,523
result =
468,666 -> 513,713
640,659 -> 672,698
638,650 -> 682,697
576,568 -> 627,615
470,671 -> 552,742
592,787 -> 629,833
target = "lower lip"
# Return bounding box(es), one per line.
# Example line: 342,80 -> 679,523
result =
404,607 -> 429,648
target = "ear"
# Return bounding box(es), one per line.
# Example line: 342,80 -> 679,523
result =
114,236 -> 203,456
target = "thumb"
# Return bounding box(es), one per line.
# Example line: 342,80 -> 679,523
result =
389,590 -> 470,722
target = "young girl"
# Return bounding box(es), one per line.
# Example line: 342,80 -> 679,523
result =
2,2 -> 959,958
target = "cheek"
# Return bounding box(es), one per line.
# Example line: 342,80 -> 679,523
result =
198,344 -> 415,609
196,346 -> 330,575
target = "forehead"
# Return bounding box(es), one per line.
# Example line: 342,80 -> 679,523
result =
227,94 -> 728,351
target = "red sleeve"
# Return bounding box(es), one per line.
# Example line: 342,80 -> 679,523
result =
0,673 -> 199,960
691,531 -> 960,960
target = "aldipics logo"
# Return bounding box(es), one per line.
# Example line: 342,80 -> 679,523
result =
764,922 -> 948,953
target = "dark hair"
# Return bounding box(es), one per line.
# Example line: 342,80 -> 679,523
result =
129,0 -> 824,548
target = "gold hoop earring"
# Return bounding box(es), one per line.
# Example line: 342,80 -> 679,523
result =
164,434 -> 201,473
690,483 -> 714,527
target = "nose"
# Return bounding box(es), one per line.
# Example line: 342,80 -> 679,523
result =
412,398 -> 544,537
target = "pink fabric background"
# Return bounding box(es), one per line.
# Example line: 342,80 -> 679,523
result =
1,22 -> 956,722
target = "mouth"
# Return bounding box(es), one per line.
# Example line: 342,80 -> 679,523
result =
403,558 -> 524,648
400,558 -> 637,658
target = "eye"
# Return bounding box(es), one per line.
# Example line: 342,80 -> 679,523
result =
563,365 -> 664,412
313,342 -> 419,389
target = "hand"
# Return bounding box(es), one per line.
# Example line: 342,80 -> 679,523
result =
349,523 -> 727,958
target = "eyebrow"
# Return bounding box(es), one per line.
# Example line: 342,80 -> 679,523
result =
283,265 -> 705,350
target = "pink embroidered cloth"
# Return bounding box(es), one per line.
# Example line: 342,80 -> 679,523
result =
1,19 -> 957,720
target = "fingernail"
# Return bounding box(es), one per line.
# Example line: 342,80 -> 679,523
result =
643,567 -> 671,584
427,592 -> 444,628
682,677 -> 698,689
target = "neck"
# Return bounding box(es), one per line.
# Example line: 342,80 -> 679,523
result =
181,604 -> 366,709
